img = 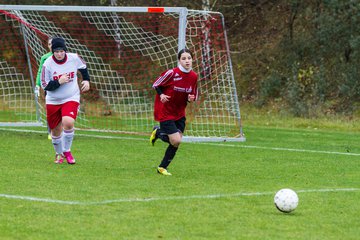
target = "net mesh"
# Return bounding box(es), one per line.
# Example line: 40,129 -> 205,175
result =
0,7 -> 243,139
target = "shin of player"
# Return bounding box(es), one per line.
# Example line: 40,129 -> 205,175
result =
150,49 -> 198,175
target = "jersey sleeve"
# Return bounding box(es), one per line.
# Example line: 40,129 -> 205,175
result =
152,69 -> 174,88
75,54 -> 87,70
40,63 -> 52,90
75,54 -> 90,81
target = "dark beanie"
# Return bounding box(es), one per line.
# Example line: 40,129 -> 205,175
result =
51,37 -> 67,52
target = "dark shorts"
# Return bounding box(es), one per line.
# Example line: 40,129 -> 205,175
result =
160,117 -> 186,135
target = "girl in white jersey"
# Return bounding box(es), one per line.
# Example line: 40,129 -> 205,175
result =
41,37 -> 90,164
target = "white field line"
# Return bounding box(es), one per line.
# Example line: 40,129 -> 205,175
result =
0,188 -> 359,205
202,143 -> 360,156
1,128 -> 359,156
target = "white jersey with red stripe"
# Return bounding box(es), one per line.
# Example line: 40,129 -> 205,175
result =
41,53 -> 86,105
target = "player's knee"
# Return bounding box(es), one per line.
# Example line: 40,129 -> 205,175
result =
170,137 -> 182,147
62,117 -> 75,130
62,122 -> 74,130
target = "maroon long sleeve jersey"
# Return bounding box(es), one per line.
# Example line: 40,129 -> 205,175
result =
152,66 -> 198,122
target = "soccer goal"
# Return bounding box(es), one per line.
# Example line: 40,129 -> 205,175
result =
0,5 -> 245,142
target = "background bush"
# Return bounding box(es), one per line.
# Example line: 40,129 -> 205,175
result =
3,0 -> 360,116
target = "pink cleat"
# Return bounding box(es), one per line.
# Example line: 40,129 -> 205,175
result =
63,151 -> 76,164
54,154 -> 64,164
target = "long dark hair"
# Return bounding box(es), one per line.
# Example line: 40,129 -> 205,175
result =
177,48 -> 193,60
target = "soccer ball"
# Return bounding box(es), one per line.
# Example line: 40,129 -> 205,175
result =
274,188 -> 299,213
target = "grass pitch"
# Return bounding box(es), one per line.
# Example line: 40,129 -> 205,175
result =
0,126 -> 359,239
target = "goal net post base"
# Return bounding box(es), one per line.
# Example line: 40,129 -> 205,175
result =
182,135 -> 246,143
0,122 -> 43,127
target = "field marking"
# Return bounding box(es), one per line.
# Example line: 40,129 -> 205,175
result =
202,143 -> 360,156
0,128 -> 144,141
0,188 -> 359,205
1,128 -> 359,156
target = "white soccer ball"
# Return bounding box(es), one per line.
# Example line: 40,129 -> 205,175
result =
274,188 -> 299,213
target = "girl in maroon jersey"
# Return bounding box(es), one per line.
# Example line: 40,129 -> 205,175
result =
150,48 -> 198,176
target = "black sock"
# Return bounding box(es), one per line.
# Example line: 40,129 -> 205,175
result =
159,144 -> 178,169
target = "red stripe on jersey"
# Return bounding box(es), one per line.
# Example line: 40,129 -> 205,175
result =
77,54 -> 87,65
41,66 -> 47,88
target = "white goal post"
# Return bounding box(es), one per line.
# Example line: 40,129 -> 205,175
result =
0,5 -> 245,142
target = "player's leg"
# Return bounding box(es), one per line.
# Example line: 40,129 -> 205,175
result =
47,123 -> 52,140
150,126 -> 170,145
44,91 -> 52,140
157,132 -> 180,172
47,104 -> 64,163
157,118 -> 185,175
61,101 -> 79,164
52,122 -> 64,163
62,116 -> 75,164
151,117 -> 184,145
150,126 -> 160,146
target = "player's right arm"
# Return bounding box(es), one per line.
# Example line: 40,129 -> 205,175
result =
152,69 -> 173,88
41,65 -> 57,91
188,73 -> 199,102
41,65 -> 69,91
153,69 -> 173,102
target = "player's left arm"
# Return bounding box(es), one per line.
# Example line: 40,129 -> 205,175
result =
76,54 -> 90,92
79,68 -> 90,92
188,76 -> 198,102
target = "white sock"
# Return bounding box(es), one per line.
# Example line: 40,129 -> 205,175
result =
52,134 -> 63,154
62,128 -> 74,152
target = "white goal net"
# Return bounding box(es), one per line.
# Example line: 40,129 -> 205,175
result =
0,5 -> 244,141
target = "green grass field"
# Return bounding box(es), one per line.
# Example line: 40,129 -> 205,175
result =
0,124 -> 359,239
